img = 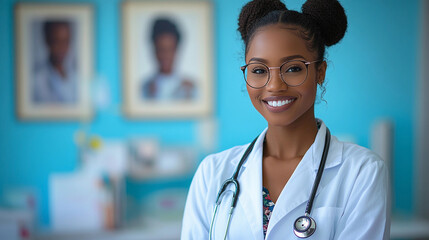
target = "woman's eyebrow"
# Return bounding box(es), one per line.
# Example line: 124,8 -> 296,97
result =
248,55 -> 306,63
248,57 -> 268,63
280,55 -> 306,62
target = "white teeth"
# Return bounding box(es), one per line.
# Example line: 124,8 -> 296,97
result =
267,99 -> 294,107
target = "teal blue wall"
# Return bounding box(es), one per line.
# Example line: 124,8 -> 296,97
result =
0,0 -> 421,228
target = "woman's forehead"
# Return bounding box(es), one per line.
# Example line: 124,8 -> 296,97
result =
246,24 -> 315,63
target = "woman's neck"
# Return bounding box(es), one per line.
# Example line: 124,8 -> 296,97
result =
264,109 -> 318,161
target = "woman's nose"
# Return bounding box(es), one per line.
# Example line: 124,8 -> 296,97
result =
266,68 -> 288,91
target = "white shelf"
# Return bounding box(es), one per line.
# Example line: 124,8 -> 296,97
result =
35,222 -> 181,240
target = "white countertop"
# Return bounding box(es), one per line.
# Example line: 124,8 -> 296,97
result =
34,218 -> 429,240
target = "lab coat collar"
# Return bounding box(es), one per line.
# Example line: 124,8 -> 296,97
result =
231,127 -> 268,168
312,120 -> 343,171
231,120 -> 343,170
268,120 -> 344,237
231,119 -> 343,239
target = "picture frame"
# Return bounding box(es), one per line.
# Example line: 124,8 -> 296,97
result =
122,1 -> 213,118
15,3 -> 93,120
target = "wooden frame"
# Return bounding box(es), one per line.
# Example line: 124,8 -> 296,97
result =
122,1 -> 213,118
15,3 -> 93,120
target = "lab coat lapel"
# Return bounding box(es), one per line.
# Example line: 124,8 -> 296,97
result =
235,130 -> 266,240
231,122 -> 343,239
267,122 -> 340,234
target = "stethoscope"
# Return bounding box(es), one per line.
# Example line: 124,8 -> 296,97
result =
209,128 -> 331,239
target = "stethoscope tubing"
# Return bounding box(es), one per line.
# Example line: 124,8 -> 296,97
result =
304,128 -> 330,215
209,128 -> 330,239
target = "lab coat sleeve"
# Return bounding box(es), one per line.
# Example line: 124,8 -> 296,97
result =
334,158 -> 390,240
181,158 -> 211,239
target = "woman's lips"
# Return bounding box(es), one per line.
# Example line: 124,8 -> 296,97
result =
262,96 -> 296,113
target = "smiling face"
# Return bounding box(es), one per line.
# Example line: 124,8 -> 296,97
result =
245,24 -> 326,127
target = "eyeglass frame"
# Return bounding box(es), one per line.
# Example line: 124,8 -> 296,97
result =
240,59 -> 322,89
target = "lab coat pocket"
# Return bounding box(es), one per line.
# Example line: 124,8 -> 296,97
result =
309,207 -> 343,240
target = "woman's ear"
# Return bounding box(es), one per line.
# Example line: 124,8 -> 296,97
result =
317,61 -> 327,85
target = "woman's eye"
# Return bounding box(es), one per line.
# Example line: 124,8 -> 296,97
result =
251,68 -> 267,74
286,66 -> 302,73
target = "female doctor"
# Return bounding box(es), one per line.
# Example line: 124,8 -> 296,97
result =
181,0 -> 390,239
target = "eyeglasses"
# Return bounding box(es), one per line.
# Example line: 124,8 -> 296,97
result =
240,60 -> 321,89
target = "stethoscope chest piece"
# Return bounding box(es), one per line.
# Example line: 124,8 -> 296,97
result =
293,215 -> 316,238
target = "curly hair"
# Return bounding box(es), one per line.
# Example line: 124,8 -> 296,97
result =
237,0 -> 347,62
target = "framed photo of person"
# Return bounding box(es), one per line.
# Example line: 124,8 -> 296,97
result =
15,3 -> 93,120
122,1 -> 213,118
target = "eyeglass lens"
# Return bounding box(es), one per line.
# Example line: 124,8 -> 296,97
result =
243,60 -> 308,88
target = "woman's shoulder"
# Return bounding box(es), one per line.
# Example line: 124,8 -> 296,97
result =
200,143 -> 250,170
333,136 -> 386,176
340,139 -> 383,164
193,142 -> 253,186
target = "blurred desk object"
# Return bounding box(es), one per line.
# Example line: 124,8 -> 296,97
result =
35,222 -> 181,240
128,139 -> 197,180
0,208 -> 34,240
391,217 -> 429,239
42,136 -> 193,240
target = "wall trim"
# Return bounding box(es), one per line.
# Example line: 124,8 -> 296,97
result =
416,0 -> 429,219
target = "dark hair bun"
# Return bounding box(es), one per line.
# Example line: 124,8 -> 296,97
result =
302,0 -> 347,46
238,0 -> 287,41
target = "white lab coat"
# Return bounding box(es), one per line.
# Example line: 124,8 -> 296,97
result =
181,121 -> 390,240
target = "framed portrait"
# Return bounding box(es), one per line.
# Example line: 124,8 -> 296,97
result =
122,1 -> 213,118
15,3 -> 93,120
